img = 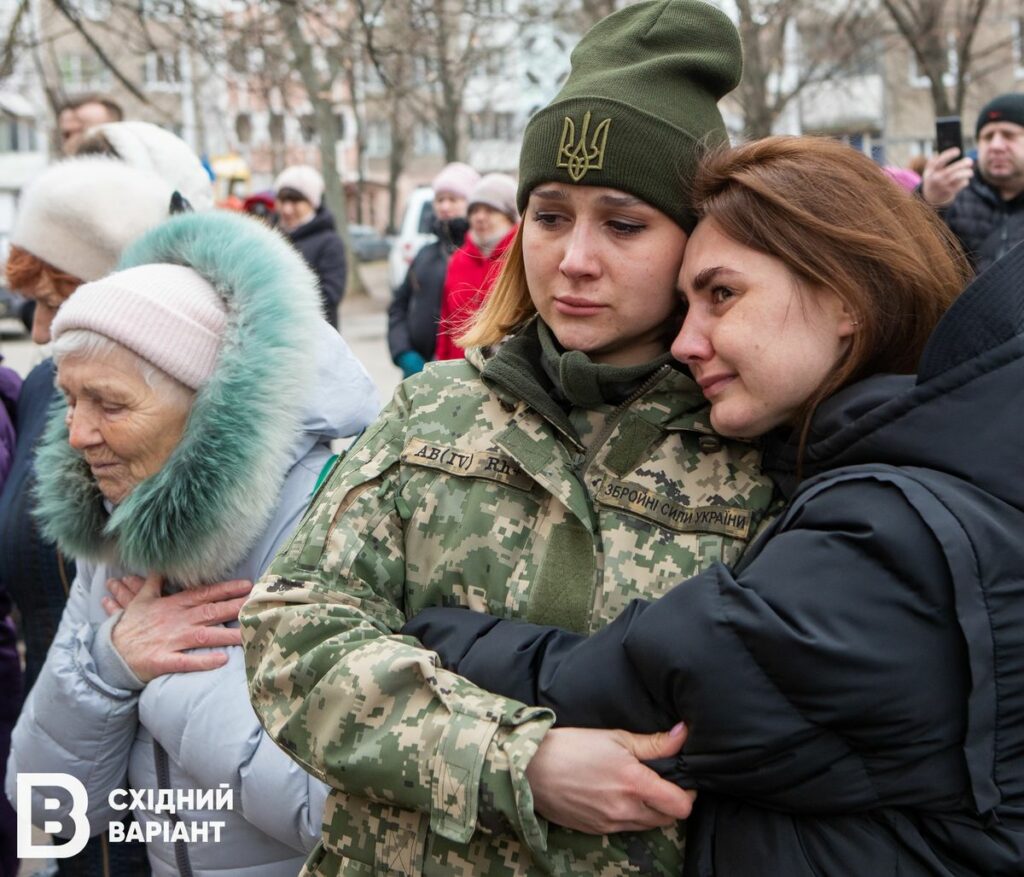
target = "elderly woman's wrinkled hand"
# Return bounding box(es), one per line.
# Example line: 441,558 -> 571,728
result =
109,572 -> 254,683
102,575 -> 147,614
525,724 -> 695,834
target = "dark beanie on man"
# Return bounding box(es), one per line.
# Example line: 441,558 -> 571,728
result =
976,93 -> 1024,137
516,0 -> 742,232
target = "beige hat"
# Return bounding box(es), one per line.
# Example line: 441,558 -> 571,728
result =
11,157 -> 174,281
468,173 -> 519,223
274,165 -> 325,207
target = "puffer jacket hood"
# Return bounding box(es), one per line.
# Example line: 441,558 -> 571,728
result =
33,210 -> 377,586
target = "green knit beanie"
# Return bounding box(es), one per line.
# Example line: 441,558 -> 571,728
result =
517,0 -> 742,232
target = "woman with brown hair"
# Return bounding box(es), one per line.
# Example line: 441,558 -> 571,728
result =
404,136 -> 1024,875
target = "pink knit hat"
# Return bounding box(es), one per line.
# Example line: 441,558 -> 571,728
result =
431,162 -> 480,200
51,264 -> 228,390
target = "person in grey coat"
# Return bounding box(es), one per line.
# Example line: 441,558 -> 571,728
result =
6,211 -> 379,877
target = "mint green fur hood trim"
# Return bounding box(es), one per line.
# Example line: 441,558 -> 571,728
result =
34,212 -> 323,586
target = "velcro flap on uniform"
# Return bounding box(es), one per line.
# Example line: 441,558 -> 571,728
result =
429,713 -> 500,843
401,437 -> 533,491
598,477 -> 752,539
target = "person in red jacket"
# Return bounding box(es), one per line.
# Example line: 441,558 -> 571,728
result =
434,173 -> 518,360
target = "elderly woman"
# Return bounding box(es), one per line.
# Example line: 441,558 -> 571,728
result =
6,211 -> 379,877
1,157 -> 181,692
0,155 -> 179,877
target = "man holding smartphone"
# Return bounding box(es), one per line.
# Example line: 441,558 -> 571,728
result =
921,92 -> 1024,273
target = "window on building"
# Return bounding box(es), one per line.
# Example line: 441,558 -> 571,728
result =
366,119 -> 391,157
268,113 -> 285,143
0,118 -> 15,152
482,47 -> 506,76
235,112 -> 252,144
300,114 -> 315,142
59,53 -> 112,90
413,123 -> 443,156
227,42 -> 247,72
138,0 -> 182,21
144,51 -> 183,92
413,55 -> 434,82
469,110 -> 515,141
80,0 -> 111,21
832,130 -> 884,165
0,117 -> 39,153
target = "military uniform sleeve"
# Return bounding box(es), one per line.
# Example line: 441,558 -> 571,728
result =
406,480 -> 968,814
240,384 -> 556,853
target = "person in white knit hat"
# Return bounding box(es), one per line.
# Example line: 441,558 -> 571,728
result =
74,120 -> 215,211
8,211 -> 378,877
7,156 -> 178,344
274,164 -> 347,329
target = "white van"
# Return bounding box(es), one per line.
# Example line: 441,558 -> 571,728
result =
387,186 -> 436,291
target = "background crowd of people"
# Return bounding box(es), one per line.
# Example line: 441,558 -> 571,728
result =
0,0 -> 1023,875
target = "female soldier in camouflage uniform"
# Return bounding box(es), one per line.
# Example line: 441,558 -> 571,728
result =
241,2 -> 776,874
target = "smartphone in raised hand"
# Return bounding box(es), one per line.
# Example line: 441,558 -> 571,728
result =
935,116 -> 963,160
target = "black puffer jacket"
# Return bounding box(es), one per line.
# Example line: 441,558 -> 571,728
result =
404,246 -> 1024,876
387,218 -> 467,362
944,171 -> 1024,272
286,207 -> 347,328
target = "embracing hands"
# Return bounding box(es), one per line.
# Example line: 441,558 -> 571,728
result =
104,573 -> 253,683
526,723 -> 695,834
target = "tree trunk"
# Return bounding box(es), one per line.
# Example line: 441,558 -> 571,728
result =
280,0 -> 366,296
735,0 -> 775,140
386,93 -> 408,234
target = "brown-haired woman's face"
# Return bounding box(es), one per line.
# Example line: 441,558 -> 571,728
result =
672,219 -> 855,438
25,275 -> 73,345
523,183 -> 687,366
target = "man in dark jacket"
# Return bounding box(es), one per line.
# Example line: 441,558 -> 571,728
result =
923,92 -> 1024,273
386,162 -> 480,377
275,165 -> 347,329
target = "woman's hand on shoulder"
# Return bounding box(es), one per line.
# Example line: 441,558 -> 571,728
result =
108,573 -> 254,683
525,724 -> 695,834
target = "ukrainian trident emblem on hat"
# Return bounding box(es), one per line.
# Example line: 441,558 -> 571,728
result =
556,111 -> 611,181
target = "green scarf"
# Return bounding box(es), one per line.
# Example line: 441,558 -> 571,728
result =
481,318 -> 673,442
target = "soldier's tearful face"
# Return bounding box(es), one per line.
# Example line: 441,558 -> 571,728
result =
523,182 -> 688,367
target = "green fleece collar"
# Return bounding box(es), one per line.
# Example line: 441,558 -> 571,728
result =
479,318 -> 704,441
537,320 -> 675,408
480,319 -> 579,445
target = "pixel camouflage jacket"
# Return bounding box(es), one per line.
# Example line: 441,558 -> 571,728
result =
241,333 -> 777,877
